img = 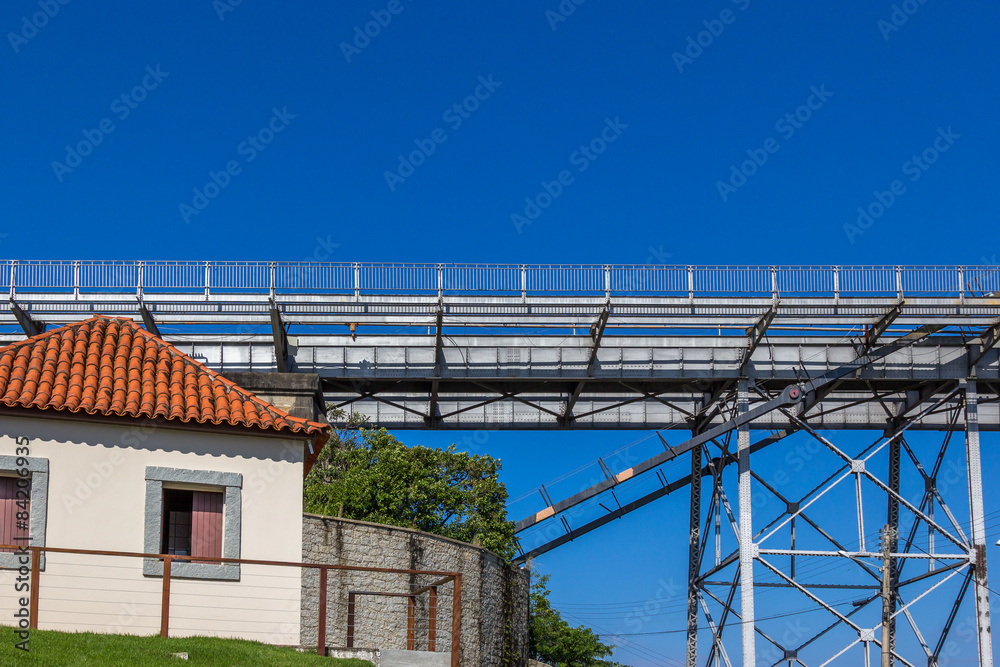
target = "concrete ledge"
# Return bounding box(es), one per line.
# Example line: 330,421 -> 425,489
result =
327,648 -> 378,662
326,647 -> 451,666
221,372 -> 325,422
223,372 -> 323,393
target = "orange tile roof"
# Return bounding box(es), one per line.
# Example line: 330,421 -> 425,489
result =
0,316 -> 329,449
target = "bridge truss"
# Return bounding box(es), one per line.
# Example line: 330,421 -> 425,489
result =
2,261 -> 998,665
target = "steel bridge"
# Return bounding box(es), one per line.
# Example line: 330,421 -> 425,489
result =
2,260 -> 999,666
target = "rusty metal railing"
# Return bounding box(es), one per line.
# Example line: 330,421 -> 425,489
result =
346,575 -> 455,653
2,544 -> 463,666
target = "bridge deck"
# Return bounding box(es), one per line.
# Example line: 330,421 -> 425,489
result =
2,262 -> 997,430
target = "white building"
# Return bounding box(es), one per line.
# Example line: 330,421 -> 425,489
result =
0,315 -> 329,645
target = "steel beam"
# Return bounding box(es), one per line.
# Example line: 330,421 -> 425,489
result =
968,317 -> 1000,369
9,301 -> 41,337
515,327 -> 940,535
861,302 -> 904,355
562,308 -> 609,425
269,305 -> 290,373
962,379 -> 993,667
740,305 -> 776,374
886,437 -> 900,665
736,379 -> 755,666
686,443 -> 701,667
138,303 -> 161,337
513,430 -> 793,563
427,309 -> 443,426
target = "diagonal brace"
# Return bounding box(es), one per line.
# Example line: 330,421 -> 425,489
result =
10,300 -> 42,337
562,308 -> 609,425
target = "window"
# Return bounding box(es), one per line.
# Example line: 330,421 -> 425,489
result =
143,467 -> 241,581
0,455 -> 48,570
0,476 -> 30,553
161,489 -> 224,559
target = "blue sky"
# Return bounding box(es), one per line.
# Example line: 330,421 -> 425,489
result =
3,1 -> 998,664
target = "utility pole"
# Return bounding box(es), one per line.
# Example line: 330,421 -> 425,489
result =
881,525 -> 897,667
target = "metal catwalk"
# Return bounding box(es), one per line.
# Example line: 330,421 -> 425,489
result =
2,261 -> 997,665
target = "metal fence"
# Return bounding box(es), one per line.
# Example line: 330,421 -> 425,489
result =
2,261 -> 998,299
2,544 -> 462,665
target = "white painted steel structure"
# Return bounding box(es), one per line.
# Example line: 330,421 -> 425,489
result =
2,260 -> 998,666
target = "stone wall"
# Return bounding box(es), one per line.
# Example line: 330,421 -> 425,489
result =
301,514 -> 530,666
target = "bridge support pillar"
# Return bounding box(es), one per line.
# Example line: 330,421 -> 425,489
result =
963,379 -> 993,667
737,378 -> 755,666
686,441 -> 702,667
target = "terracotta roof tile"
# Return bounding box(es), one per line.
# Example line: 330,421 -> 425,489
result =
0,316 -> 329,449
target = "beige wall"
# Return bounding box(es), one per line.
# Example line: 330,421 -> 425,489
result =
0,413 -> 307,645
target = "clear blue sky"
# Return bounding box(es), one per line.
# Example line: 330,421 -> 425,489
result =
3,1 -> 998,664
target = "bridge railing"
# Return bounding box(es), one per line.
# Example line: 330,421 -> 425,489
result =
2,261 -> 998,299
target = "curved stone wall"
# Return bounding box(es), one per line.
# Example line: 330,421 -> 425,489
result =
301,514 -> 529,666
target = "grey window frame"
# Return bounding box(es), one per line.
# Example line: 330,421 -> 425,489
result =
143,466 -> 242,581
0,455 -> 48,570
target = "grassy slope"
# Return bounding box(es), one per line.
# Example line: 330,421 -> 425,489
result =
0,628 -> 374,666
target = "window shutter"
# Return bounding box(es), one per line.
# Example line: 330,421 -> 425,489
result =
191,491 -> 224,559
0,477 -> 28,553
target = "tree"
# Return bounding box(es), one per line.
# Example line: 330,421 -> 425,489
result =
303,409 -> 518,559
529,572 -> 628,666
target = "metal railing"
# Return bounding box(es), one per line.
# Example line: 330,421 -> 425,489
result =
3,543 -> 462,665
2,260 -> 998,299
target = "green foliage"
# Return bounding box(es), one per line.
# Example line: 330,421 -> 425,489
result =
304,408 -> 518,560
529,573 -> 628,667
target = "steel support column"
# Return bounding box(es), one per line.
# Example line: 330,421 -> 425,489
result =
686,443 -> 702,667
10,301 -> 41,337
886,437 -> 900,665
138,303 -> 161,337
963,379 -> 993,667
737,378 -> 755,665
269,306 -> 290,373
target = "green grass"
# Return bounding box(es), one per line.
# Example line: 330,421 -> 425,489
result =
0,628 -> 374,666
